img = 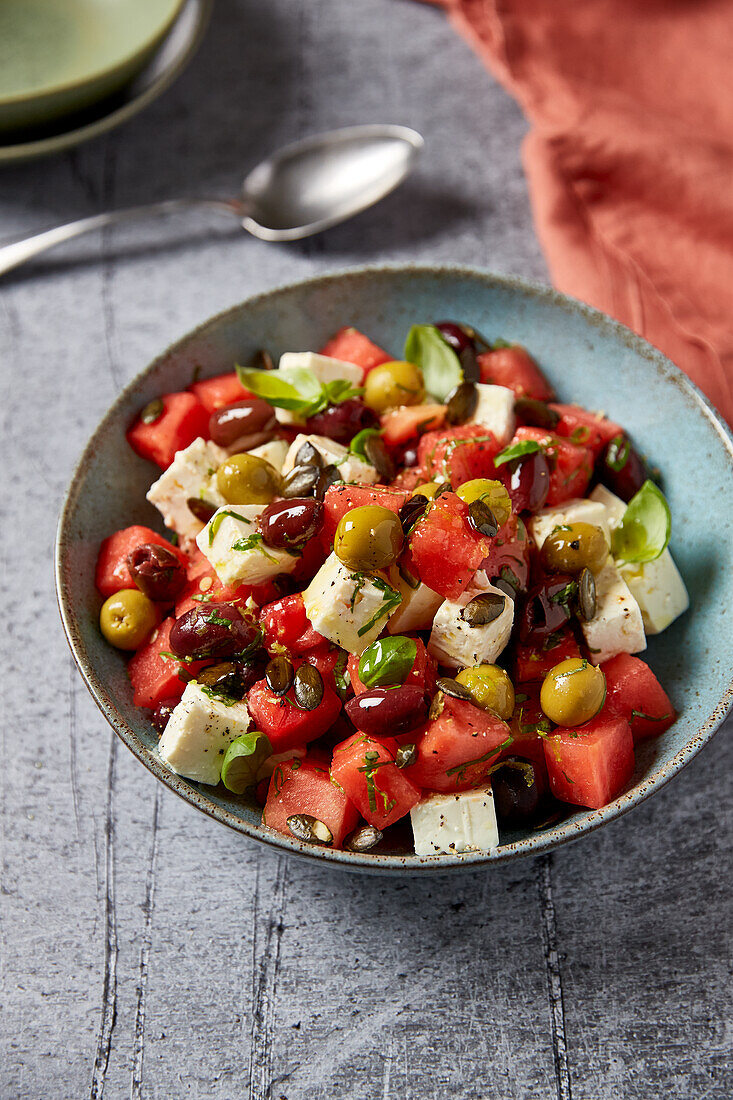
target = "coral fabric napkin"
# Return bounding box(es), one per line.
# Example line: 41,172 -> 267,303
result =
432,0 -> 733,424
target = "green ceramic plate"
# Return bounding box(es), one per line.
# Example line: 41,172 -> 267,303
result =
0,0 -> 185,133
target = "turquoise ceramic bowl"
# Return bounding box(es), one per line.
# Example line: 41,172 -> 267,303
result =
55,266 -> 733,871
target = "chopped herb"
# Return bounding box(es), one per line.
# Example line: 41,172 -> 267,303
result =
231,532 -> 280,562
168,531 -> 179,547
493,439 -> 542,467
549,580 -> 578,610
445,737 -> 513,778
200,684 -> 240,707
349,428 -> 383,459
631,709 -> 672,722
208,509 -> 252,545
356,578 -> 402,637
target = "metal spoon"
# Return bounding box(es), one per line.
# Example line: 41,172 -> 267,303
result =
0,123 -> 423,277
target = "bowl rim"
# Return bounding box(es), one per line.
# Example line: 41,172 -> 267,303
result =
55,263 -> 733,873
0,0 -> 186,109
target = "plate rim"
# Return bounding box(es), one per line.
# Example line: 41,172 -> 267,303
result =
55,263 -> 733,873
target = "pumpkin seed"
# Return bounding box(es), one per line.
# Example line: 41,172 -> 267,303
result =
265,655 -> 294,695
459,345 -> 480,383
295,440 -> 323,468
445,381 -> 479,425
250,348 -> 275,372
293,664 -> 324,711
577,567 -> 597,622
363,433 -> 395,481
395,743 -> 417,769
435,676 -> 474,702
316,464 -> 342,497
140,397 -> 164,424
281,464 -> 320,499
398,494 -> 429,536
461,591 -> 506,627
286,814 -> 333,846
187,497 -> 218,523
515,397 -> 560,430
467,498 -> 499,537
344,825 -> 383,852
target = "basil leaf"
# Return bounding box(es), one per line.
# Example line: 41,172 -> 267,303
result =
611,480 -> 671,564
493,439 -> 542,467
322,378 -> 363,406
236,365 -> 361,418
358,636 -> 417,688
349,427 -> 383,458
404,324 -> 462,401
220,731 -> 273,793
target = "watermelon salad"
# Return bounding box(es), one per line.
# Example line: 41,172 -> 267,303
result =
95,321 -> 689,857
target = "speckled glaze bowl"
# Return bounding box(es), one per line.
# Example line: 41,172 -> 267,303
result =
55,266 -> 733,872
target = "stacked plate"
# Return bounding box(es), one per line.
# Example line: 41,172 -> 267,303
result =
0,0 -> 212,163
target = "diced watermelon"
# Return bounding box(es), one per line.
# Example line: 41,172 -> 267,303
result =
478,345 -> 554,401
247,670 -> 342,753
513,628 -> 583,684
347,637 -> 436,697
331,733 -> 421,828
95,525 -> 188,598
319,327 -> 392,378
322,484 -> 409,543
127,392 -> 210,470
602,654 -> 676,742
381,404 -> 447,448
175,561 -> 276,617
263,755 -> 360,849
189,371 -> 251,414
409,695 -> 512,793
403,492 -> 493,600
513,427 -> 594,506
127,618 -> 206,709
418,424 -> 503,488
480,514 -> 531,593
549,404 -> 623,460
389,467 -> 426,494
543,710 -> 635,809
260,594 -> 328,653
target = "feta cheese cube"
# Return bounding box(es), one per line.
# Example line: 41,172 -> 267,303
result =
283,433 -> 378,485
469,383 -> 516,444
196,504 -> 298,587
246,438 -> 290,475
278,351 -> 362,387
387,566 -> 443,633
146,437 -> 227,541
411,785 -> 499,856
303,552 -> 401,654
428,574 -> 513,669
528,498 -> 611,551
589,485 -> 689,634
582,559 -> 646,663
158,681 -> 251,786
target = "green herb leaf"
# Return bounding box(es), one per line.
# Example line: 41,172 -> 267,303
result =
605,435 -> 631,472
356,578 -> 402,637
493,439 -> 542,467
631,709 -> 672,723
231,532 -> 280,562
404,324 -> 462,401
611,480 -> 671,564
236,365 -> 362,419
220,731 -> 272,793
333,650 -> 350,700
358,637 -> 417,689
349,427 -> 383,459
208,508 -> 252,546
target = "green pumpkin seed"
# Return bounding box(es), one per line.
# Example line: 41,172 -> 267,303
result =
286,814 -> 333,846
577,567 -> 597,622
467,499 -> 499,537
265,655 -> 294,695
293,664 -> 324,711
344,825 -> 383,852
140,397 -> 164,424
435,677 -> 474,702
395,743 -> 417,769
460,592 -> 505,627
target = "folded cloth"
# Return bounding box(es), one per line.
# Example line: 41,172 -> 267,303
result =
433,0 -> 733,424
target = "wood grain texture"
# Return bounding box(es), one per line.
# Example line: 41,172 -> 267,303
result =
0,1 -> 730,1097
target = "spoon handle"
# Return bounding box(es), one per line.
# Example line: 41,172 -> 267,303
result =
0,198 -> 245,278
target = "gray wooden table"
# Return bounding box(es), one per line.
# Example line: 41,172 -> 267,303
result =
2,2 -> 731,1097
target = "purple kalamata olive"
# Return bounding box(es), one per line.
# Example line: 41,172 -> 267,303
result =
345,686 -> 428,737
127,542 -> 186,603
150,695 -> 181,733
518,575 -> 575,644
502,451 -> 550,514
169,602 -> 260,660
304,399 -> 377,445
208,399 -> 276,448
493,758 -> 543,822
598,434 -> 648,502
260,498 -> 323,549
434,321 -> 475,356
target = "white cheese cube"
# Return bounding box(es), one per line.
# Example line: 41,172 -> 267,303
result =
469,384 -> 515,444
387,566 -> 443,633
528,498 -> 611,551
582,559 -> 646,664
158,682 -> 251,786
283,433 -> 378,485
247,438 -> 290,474
278,351 -> 362,387
428,574 -> 513,669
196,504 -> 298,587
411,785 -> 499,856
303,553 -> 401,654
146,437 -> 227,541
589,486 -> 689,634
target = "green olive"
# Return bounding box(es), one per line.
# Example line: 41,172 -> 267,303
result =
100,589 -> 157,650
216,453 -> 280,505
456,664 -> 515,719
540,658 -> 606,727
363,360 -> 425,413
333,505 -> 404,571
411,481 -> 441,499
456,479 -> 512,527
541,522 -> 608,575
